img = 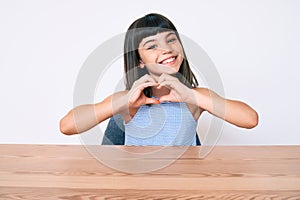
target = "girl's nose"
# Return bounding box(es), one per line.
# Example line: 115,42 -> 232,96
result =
159,41 -> 173,54
160,45 -> 173,54
162,49 -> 172,54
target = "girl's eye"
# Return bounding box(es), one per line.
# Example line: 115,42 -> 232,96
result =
147,44 -> 157,50
167,38 -> 176,43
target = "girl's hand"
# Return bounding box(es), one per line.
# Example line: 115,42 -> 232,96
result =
121,74 -> 160,122
157,73 -> 196,104
126,74 -> 160,108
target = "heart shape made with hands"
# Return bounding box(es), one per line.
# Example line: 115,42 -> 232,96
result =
129,73 -> 192,107
149,73 -> 189,103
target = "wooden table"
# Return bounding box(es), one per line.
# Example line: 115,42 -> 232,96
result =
0,145 -> 299,199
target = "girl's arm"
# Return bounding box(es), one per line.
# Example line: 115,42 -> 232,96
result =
156,73 -> 258,128
60,74 -> 160,135
192,88 -> 258,129
59,91 -> 127,135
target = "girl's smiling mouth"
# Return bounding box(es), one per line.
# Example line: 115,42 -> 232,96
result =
159,56 -> 177,65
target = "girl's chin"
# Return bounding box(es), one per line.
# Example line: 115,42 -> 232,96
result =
148,65 -> 179,76
149,70 -> 177,77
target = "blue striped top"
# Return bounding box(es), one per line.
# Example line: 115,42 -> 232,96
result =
124,102 -> 197,146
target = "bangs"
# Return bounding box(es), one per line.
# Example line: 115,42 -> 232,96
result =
125,13 -> 178,53
133,27 -> 175,49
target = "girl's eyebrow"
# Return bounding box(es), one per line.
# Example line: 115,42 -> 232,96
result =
142,39 -> 156,47
166,32 -> 176,37
142,32 -> 176,47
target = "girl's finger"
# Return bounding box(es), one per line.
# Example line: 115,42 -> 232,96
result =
129,81 -> 158,101
144,97 -> 160,105
137,81 -> 158,91
132,77 -> 158,90
157,73 -> 177,85
157,80 -> 177,89
136,74 -> 157,85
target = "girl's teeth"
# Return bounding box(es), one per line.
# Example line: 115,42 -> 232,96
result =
162,57 -> 175,64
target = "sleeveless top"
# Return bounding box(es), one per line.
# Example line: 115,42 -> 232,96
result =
124,102 -> 197,146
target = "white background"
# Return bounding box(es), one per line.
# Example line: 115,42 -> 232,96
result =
0,0 -> 299,145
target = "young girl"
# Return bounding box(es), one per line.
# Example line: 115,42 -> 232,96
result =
60,13 -> 258,146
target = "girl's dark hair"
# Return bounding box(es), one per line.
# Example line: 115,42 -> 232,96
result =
124,13 -> 198,96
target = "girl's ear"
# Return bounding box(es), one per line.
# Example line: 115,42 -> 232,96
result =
139,60 -> 145,68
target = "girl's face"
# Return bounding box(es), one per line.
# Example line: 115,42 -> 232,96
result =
138,31 -> 184,76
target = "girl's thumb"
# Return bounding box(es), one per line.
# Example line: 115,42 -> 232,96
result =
145,98 -> 160,105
